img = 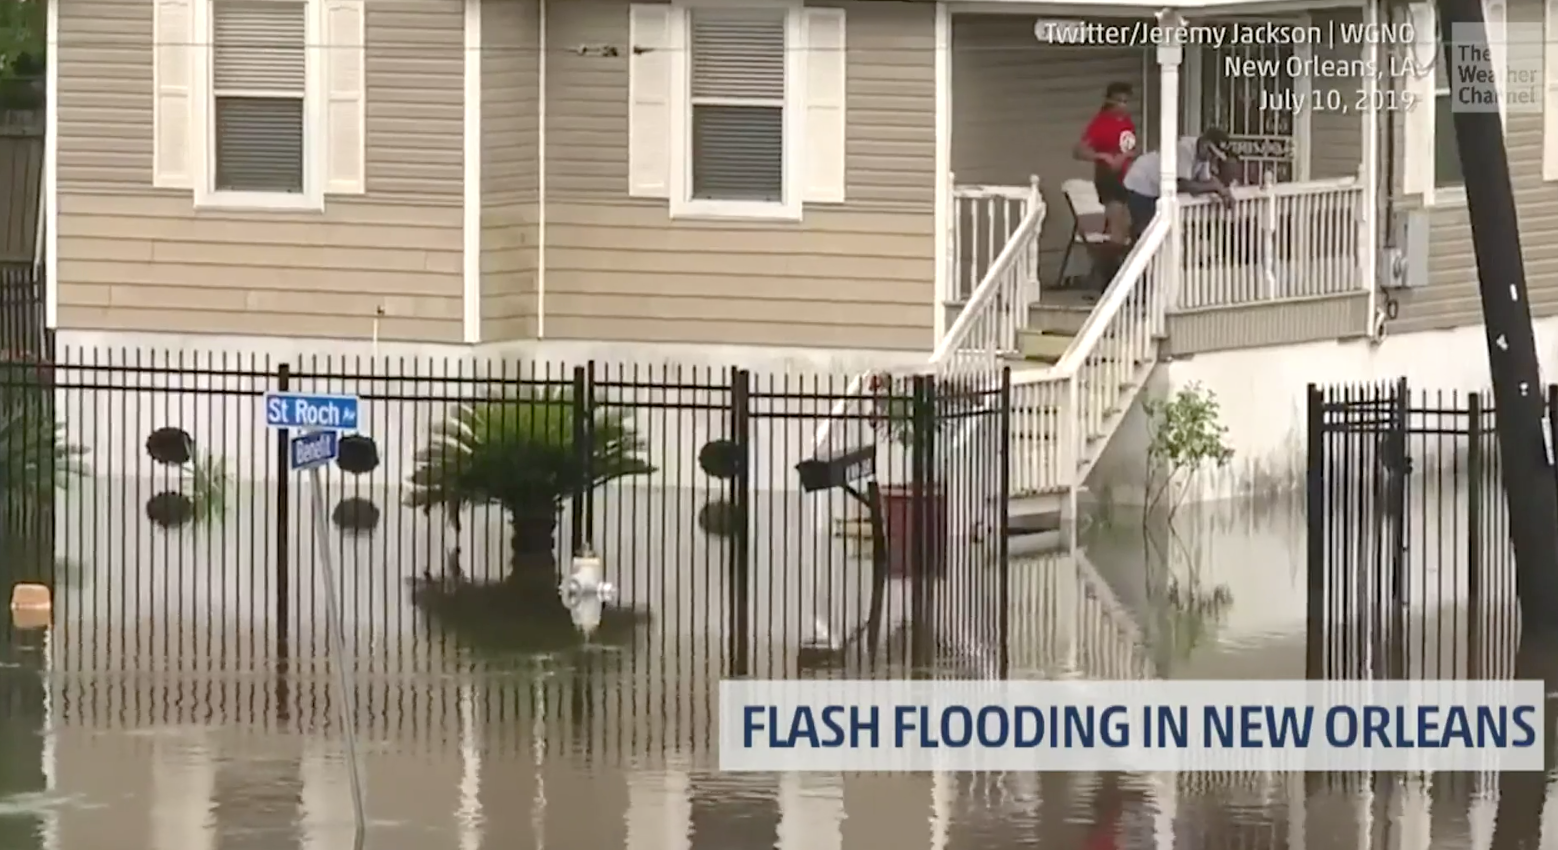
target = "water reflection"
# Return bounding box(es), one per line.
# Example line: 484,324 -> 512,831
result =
2,497 -> 1557,848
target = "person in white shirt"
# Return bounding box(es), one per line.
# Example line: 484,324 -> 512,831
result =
1122,127 -> 1236,240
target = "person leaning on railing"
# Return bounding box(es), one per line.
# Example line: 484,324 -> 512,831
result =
1120,127 -> 1236,243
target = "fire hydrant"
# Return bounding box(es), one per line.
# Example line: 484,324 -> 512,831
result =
560,547 -> 615,637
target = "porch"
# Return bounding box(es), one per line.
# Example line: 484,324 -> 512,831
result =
944,5 -> 1378,322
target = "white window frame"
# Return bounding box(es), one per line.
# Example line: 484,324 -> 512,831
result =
667,0 -> 806,222
1413,0 -> 1507,208
192,0 -> 326,212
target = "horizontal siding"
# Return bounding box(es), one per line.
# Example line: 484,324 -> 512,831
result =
545,203 -> 932,349
541,0 -> 936,350
1164,295 -> 1370,357
1389,0 -> 1558,335
56,0 -> 466,342
482,0 -> 540,341
483,203 -> 538,341
1308,9 -> 1364,181
57,194 -> 464,341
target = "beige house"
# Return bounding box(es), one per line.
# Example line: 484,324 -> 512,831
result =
43,0 -> 1558,512
45,0 -> 1558,354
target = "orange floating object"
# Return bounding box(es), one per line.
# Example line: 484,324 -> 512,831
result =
9,583 -> 51,629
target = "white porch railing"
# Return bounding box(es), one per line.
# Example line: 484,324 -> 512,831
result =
1012,212 -> 1173,498
935,197 -> 1046,376
1177,178 -> 1365,310
950,175 -> 1041,303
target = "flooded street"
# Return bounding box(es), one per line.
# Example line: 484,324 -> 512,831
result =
2,496 -> 1555,849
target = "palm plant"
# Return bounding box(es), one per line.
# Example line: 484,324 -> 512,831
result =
405,387 -> 655,588
0,355 -> 86,518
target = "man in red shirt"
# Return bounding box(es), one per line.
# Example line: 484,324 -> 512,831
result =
1074,82 -> 1139,280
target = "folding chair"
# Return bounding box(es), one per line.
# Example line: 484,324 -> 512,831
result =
1060,179 -> 1112,287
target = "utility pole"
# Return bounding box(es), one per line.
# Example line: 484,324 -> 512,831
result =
1436,0 -> 1558,632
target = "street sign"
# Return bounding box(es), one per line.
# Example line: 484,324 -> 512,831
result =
264,392 -> 360,430
290,430 -> 340,471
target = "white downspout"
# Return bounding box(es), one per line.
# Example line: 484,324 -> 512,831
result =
462,0 -> 483,344
536,0 -> 548,338
931,1 -> 950,346
1361,0 -> 1382,337
44,0 -> 58,329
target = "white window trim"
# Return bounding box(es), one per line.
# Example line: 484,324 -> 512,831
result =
1415,0 -> 1507,208
191,0 -> 327,212
1544,0 -> 1558,180
667,0 -> 806,222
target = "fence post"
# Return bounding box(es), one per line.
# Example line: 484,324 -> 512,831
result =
1388,377 -> 1410,679
274,362 -> 292,672
1305,383 -> 1325,680
909,374 -> 937,670
728,367 -> 752,677
1468,391 -> 1483,679
570,364 -> 590,557
998,367 -> 1012,679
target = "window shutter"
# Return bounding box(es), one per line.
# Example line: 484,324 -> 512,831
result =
802,8 -> 845,204
629,4 -> 673,199
323,0 -> 366,194
1545,0 -> 1558,179
153,0 -> 195,188
1402,4 -> 1436,196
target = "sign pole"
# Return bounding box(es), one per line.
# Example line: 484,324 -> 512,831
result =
263,390 -> 367,832
307,446 -> 367,832
1436,0 -> 1558,632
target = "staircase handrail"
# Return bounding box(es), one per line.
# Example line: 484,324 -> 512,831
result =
1052,209 -> 1172,377
931,199 -> 1047,365
810,196 -> 1047,456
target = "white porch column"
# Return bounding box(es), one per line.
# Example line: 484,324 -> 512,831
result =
1156,12 -> 1183,204
1155,10 -> 1185,314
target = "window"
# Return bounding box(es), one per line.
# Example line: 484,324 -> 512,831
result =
689,9 -> 787,202
212,0 -> 307,194
1434,60 -> 1464,189
151,0 -> 366,209
627,2 -> 847,220
1404,0 -> 1504,205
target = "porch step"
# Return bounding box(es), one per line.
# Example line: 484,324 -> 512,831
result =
1015,329 -> 1073,364
1028,302 -> 1093,336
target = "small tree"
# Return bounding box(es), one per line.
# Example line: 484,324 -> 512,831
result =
0,0 -> 42,81
1142,382 -> 1234,520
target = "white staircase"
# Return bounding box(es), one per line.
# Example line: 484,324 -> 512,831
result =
940,190 -> 1175,525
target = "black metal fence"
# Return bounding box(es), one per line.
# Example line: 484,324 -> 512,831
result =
1305,380 -> 1519,681
0,263 -> 46,356
0,349 -> 1012,679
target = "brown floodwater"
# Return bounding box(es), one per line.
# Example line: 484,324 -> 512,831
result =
1,497 -> 1554,850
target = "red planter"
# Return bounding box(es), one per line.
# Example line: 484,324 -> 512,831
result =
879,484 -> 946,580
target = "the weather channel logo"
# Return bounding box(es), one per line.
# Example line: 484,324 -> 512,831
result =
1449,23 -> 1542,114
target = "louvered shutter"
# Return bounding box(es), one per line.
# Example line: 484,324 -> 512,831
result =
688,9 -> 786,201
1402,4 -> 1435,196
323,0 -> 366,194
153,0 -> 195,188
628,4 -> 673,198
211,0 -> 308,193
802,8 -> 845,203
